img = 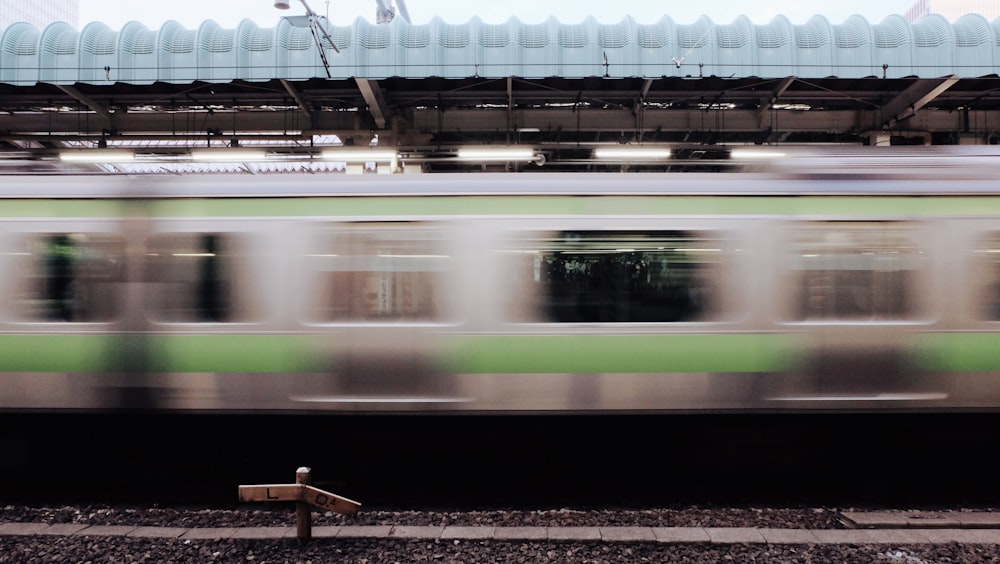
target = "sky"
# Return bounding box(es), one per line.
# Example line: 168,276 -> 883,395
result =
77,0 -> 921,30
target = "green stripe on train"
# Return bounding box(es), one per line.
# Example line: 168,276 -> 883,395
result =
146,335 -> 324,373
0,333 -> 798,374
5,331 -> 1000,374
441,334 -> 801,374
914,333 -> 1000,372
6,196 -> 1000,218
0,200 -> 125,218
0,334 -> 323,373
0,335 -> 117,371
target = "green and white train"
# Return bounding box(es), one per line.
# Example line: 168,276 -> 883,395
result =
3,154 -> 1000,413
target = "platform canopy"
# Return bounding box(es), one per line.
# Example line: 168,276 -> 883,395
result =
2,13 -> 1000,173
1,14 -> 999,84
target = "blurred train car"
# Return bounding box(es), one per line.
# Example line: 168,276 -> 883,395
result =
3,152 -> 1000,414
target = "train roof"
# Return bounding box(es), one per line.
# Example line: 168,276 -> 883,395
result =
0,173 -> 998,200
3,147 -> 1000,198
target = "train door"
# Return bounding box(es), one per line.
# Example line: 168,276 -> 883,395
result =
303,221 -> 457,408
776,221 -> 936,403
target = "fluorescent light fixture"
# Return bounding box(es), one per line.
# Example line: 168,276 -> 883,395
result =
593,147 -> 671,160
191,149 -> 267,162
730,149 -> 787,160
457,147 -> 537,161
60,150 -> 135,163
320,149 -> 398,161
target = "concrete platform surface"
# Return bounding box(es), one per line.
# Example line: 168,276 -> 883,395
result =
842,511 -> 1000,529
1,523 -> 1000,544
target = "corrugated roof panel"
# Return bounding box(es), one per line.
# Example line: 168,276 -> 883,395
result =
118,21 -> 156,83
39,21 -> 78,83
636,19 -> 671,49
794,17 -> 835,77
754,17 -> 794,78
2,22 -> 38,56
79,22 -> 114,83
275,18 -> 319,80
953,14 -> 994,72
875,15 -> 917,77
198,20 -> 241,83
157,20 -> 197,83
235,20 -> 275,82
2,14 -> 1000,86
713,16 -> 754,78
832,15 -> 874,77
432,19 -> 476,77
0,22 -> 39,84
913,15 -> 956,77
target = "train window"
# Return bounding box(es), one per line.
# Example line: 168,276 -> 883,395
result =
973,235 -> 1000,321
785,223 -> 925,321
507,231 -> 721,323
310,223 -> 446,322
17,233 -> 125,322
144,233 -> 247,322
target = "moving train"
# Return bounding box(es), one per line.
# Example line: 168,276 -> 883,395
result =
4,149 -> 1000,414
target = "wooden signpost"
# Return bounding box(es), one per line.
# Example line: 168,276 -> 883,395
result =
238,467 -> 361,540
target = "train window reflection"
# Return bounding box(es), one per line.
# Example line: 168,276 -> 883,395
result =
311,223 -> 446,321
144,233 -> 247,322
786,223 -> 925,321
507,231 -> 721,323
18,233 -> 125,322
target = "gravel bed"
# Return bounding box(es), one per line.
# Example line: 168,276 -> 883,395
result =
0,504 -> 850,529
3,537 -> 1000,563
3,504 -> 998,530
4,504 -> 1000,563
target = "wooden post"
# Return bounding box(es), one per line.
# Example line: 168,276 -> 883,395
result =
238,467 -> 360,543
295,466 -> 312,540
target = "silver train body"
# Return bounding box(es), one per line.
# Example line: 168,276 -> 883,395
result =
3,153 -> 1000,414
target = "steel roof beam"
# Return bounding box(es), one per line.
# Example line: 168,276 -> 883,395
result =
355,78 -> 390,129
0,106 -> 982,137
280,80 -> 314,130
632,78 -> 654,112
879,76 -> 960,128
4,84 -> 992,115
55,84 -> 113,123
407,107 -> 964,134
753,76 -> 799,143
508,77 -> 515,142
758,76 -> 796,120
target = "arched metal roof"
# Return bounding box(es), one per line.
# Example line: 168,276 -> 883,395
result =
2,14 -> 1000,86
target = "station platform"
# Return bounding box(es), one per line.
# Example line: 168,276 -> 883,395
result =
841,511 -> 1000,529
